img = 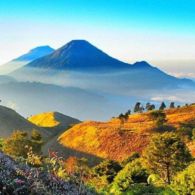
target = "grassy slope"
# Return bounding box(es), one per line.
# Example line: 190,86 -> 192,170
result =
0,105 -> 51,139
28,111 -> 81,156
28,112 -> 80,129
58,105 -> 195,162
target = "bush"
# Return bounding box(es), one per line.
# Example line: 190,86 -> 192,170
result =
150,110 -> 167,130
93,160 -> 122,183
0,151 -> 95,194
111,159 -> 148,193
3,130 -> 43,158
119,184 -> 175,195
121,152 -> 140,167
177,122 -> 195,141
171,162 -> 195,195
3,131 -> 31,158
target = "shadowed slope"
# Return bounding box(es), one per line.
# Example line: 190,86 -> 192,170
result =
0,105 -> 51,139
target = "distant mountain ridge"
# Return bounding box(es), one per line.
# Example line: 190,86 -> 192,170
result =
12,40 -> 195,90
14,46 -> 54,62
0,46 -> 54,75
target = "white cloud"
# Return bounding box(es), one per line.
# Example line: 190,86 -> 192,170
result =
151,96 -> 184,102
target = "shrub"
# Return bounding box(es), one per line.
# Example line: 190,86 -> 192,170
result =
150,110 -> 167,130
3,130 -> 43,158
121,152 -> 140,167
3,131 -> 31,158
171,162 -> 195,195
93,160 -> 122,183
117,184 -> 175,195
0,151 -> 95,194
111,159 -> 148,193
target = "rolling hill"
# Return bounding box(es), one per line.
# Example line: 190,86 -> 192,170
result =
28,111 -> 81,156
28,111 -> 80,129
0,46 -> 54,75
0,105 -> 51,139
56,105 -> 195,162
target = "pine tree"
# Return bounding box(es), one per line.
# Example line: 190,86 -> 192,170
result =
134,102 -> 144,113
159,102 -> 166,110
144,132 -> 192,184
169,102 -> 175,109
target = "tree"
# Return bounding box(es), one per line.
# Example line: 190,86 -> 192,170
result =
3,130 -> 43,158
159,102 -> 166,110
134,102 -> 144,113
125,109 -> 131,116
31,129 -> 43,154
150,110 -> 167,129
169,102 -> 175,109
118,113 -> 129,130
3,131 -> 31,158
93,160 -> 122,183
144,132 -> 192,184
177,122 -> 195,141
119,113 -> 128,122
146,103 -> 155,111
192,128 -> 195,140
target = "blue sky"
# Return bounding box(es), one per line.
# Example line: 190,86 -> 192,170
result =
0,0 -> 195,77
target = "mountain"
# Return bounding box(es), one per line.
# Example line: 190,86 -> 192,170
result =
12,40 -> 194,91
0,46 -> 54,75
0,105 -> 51,139
24,40 -> 130,71
14,46 -> 54,62
55,105 -> 195,163
0,81 -> 119,120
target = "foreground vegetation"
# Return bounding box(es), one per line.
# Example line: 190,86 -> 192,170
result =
0,104 -> 195,194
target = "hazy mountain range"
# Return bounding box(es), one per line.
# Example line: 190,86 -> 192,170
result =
0,46 -> 54,75
0,40 -> 194,120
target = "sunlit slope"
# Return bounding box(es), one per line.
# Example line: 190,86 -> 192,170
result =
28,112 -> 80,156
0,105 -> 51,138
58,105 -> 195,161
28,112 -> 80,128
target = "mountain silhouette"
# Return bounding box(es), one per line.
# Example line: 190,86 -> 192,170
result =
25,40 -> 130,71
11,40 -> 195,90
0,46 -> 54,75
15,45 -> 54,62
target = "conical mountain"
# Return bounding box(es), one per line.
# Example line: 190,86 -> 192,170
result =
25,40 -> 130,71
